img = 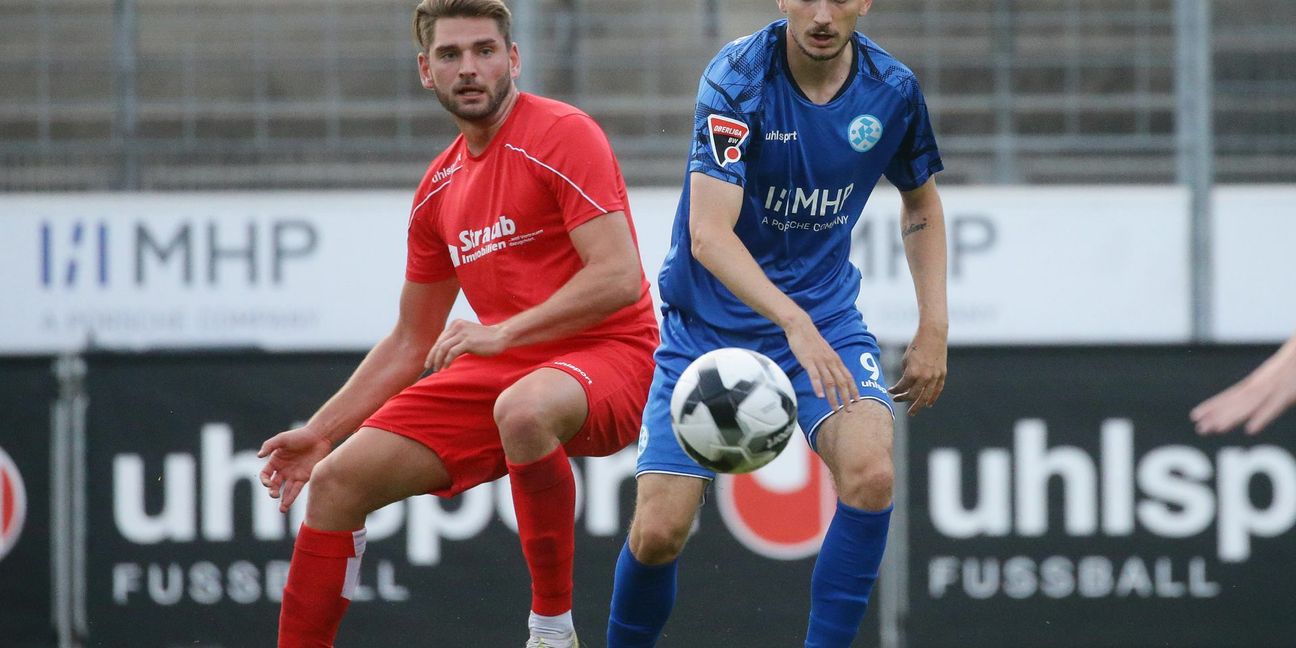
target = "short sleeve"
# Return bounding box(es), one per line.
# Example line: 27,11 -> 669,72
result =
525,114 -> 628,231
405,193 -> 455,283
883,77 -> 944,192
686,40 -> 766,187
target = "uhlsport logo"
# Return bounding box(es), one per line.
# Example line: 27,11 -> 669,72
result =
716,433 -> 836,560
848,114 -> 883,153
0,446 -> 27,562
706,114 -> 751,167
926,418 -> 1296,600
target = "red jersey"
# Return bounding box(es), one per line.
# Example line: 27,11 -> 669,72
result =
406,93 -> 656,340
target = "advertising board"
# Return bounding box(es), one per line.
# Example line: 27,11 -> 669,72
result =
78,352 -> 869,646
906,346 -> 1296,648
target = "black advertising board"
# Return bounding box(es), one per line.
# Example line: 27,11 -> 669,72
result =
0,358 -> 57,647
33,346 -> 1296,647
906,346 -> 1296,648
80,352 -> 869,646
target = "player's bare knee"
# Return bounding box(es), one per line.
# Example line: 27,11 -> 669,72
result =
494,397 -> 549,446
835,459 -> 894,511
629,516 -> 691,565
305,456 -> 368,524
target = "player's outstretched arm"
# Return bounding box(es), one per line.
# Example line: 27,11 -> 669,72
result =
888,177 -> 949,415
258,278 -> 460,510
1192,331 -> 1296,435
688,172 -> 859,411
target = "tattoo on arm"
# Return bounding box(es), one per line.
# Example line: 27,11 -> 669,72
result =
902,220 -> 928,238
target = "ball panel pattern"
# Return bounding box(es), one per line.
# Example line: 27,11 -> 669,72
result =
670,348 -> 799,474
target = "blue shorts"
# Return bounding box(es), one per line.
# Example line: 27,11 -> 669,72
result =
635,309 -> 895,480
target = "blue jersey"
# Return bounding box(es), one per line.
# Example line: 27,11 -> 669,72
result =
657,20 -> 943,337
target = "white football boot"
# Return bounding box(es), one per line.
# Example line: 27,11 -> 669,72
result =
524,632 -> 579,648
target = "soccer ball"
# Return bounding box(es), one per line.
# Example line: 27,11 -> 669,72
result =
670,348 -> 798,474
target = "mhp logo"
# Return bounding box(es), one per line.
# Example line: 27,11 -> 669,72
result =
0,446 -> 27,561
41,221 -> 109,288
39,218 -> 319,290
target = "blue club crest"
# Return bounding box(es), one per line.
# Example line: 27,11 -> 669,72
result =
847,114 -> 883,152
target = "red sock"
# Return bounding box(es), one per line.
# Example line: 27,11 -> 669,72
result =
507,446 -> 576,616
278,524 -> 366,648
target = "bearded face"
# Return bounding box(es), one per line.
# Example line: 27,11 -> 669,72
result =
419,16 -> 519,123
433,63 -> 514,121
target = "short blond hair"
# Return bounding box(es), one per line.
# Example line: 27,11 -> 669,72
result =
413,0 -> 512,52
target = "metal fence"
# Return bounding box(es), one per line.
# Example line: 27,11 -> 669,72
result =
0,0 -> 1292,190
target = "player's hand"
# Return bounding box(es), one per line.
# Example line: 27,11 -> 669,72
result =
258,427 -> 331,513
784,316 -> 860,412
425,318 -> 510,371
1192,352 -> 1296,435
889,325 -> 947,415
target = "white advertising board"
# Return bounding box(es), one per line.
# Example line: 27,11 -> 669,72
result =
0,185 -> 1237,353
853,186 -> 1192,345
1211,186 -> 1296,343
0,193 -> 420,353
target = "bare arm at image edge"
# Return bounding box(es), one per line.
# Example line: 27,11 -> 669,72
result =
1192,331 -> 1296,435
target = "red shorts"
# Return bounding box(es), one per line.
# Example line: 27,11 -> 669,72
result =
363,333 -> 656,497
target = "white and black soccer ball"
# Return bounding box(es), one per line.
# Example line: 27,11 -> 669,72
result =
670,347 -> 798,474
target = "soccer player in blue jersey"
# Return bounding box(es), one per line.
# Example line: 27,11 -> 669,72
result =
606,1 -> 947,646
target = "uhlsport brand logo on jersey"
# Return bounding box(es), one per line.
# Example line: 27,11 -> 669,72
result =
448,215 -> 517,267
848,114 -> 883,153
0,446 -> 27,562
716,435 -> 836,560
706,114 -> 751,167
409,158 -> 463,228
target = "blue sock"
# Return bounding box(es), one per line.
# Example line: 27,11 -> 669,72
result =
607,540 -> 678,648
805,501 -> 892,648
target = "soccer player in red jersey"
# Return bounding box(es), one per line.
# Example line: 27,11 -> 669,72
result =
256,2 -> 657,646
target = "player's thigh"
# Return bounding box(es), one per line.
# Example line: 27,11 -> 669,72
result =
543,335 -> 656,457
629,472 -> 707,561
814,400 -> 895,507
815,400 -> 895,474
362,355 -> 511,497
494,366 -> 588,444
310,427 -> 452,516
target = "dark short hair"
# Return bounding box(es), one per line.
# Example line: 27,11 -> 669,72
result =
413,0 -> 512,52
